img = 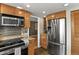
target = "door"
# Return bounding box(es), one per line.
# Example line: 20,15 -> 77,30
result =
71,10 -> 79,54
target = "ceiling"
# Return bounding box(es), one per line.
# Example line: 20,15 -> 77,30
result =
4,3 -> 75,18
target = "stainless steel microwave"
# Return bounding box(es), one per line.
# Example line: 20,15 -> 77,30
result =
0,16 -> 24,26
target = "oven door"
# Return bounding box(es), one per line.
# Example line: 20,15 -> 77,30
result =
2,16 -> 19,26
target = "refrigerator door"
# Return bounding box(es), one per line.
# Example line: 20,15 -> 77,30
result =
59,18 -> 65,44
48,18 -> 65,44
48,20 -> 52,27
48,20 -> 52,41
50,19 -> 60,43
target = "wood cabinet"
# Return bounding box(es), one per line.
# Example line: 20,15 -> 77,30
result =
71,10 -> 79,55
40,33 -> 47,49
45,10 -> 66,28
46,10 -> 66,20
28,39 -> 35,55
28,36 -> 37,55
24,13 -> 31,28
43,17 -> 47,33
15,9 -> 25,17
0,3 -> 25,16
0,3 -> 16,15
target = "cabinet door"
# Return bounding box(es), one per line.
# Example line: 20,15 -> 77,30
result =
15,9 -> 25,17
71,10 -> 79,55
28,39 -> 35,55
41,38 -> 47,49
41,34 -> 47,49
24,13 -> 31,28
0,4 -> 16,15
34,38 -> 38,49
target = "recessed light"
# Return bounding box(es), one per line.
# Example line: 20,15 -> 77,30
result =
64,3 -> 69,7
44,16 -> 46,17
42,11 -> 46,14
26,4 -> 30,8
17,6 -> 23,9
51,15 -> 55,17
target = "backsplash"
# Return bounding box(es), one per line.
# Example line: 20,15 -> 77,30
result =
0,27 -> 22,35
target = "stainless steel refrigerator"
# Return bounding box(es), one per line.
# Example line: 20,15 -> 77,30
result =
47,18 -> 66,55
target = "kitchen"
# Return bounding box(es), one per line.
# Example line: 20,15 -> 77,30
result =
0,3 -> 79,55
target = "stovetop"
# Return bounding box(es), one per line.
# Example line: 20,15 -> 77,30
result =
0,38 -> 25,52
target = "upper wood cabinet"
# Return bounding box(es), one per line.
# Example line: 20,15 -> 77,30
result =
16,10 -> 31,28
0,3 -> 16,15
24,12 -> 31,28
45,10 -> 66,27
15,9 -> 25,17
71,10 -> 79,55
0,3 -> 32,28
46,10 -> 66,20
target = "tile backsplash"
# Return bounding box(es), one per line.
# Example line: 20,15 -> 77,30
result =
0,26 -> 21,35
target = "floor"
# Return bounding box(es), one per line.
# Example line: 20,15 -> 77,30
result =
35,48 -> 48,55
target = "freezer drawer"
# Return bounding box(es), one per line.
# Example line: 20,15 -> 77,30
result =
48,42 -> 65,55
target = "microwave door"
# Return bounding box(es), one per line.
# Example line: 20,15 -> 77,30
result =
9,17 -> 19,26
2,16 -> 19,26
2,16 -> 9,26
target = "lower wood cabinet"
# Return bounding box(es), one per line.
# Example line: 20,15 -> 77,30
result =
28,39 -> 35,55
40,33 -> 47,49
28,37 -> 37,55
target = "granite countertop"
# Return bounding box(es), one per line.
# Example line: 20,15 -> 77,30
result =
29,35 -> 37,40
0,34 -> 38,41
0,35 -> 25,41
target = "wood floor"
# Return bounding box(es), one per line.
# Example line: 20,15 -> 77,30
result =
34,48 -> 48,55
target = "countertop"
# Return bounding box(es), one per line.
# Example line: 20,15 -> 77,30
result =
29,35 -> 37,40
0,34 -> 37,41
0,35 -> 25,41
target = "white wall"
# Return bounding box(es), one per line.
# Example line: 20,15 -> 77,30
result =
66,4 -> 79,55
